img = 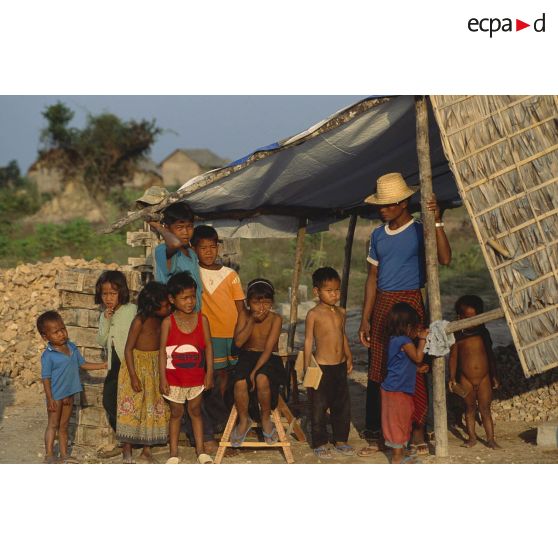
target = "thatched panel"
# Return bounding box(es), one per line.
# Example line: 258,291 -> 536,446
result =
431,95 -> 558,377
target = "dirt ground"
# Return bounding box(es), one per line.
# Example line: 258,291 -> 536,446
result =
2,366 -> 557,465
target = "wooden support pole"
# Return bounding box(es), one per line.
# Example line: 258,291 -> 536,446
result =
445,307 -> 505,334
416,96 -> 449,458
287,218 -> 307,403
340,214 -> 358,309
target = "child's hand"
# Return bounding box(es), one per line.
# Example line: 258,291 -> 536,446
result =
417,363 -> 430,374
204,374 -> 214,390
347,359 -> 353,374
417,327 -> 429,340
130,374 -> 142,393
46,397 -> 57,413
249,370 -> 257,391
252,307 -> 270,322
159,378 -> 170,396
448,380 -> 456,393
492,378 -> 500,390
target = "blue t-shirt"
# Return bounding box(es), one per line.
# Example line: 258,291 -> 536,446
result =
154,243 -> 203,311
367,219 -> 425,291
381,336 -> 417,395
40,341 -> 84,401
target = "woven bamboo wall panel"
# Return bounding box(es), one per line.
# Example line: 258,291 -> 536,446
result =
431,95 -> 558,377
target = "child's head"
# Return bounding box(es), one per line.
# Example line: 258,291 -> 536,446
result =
455,295 -> 484,319
386,303 -> 421,338
162,203 -> 195,245
246,278 -> 274,320
137,281 -> 171,319
312,267 -> 341,306
94,270 -> 130,310
167,271 -> 197,314
191,225 -> 219,267
37,310 -> 68,347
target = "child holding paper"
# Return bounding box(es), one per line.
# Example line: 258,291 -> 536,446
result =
304,267 -> 354,459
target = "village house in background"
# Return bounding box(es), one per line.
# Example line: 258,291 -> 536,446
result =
159,149 -> 229,188
26,148 -> 229,195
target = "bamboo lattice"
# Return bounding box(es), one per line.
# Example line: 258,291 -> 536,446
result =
431,95 -> 558,377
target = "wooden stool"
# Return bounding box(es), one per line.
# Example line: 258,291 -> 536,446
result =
215,402 -> 295,464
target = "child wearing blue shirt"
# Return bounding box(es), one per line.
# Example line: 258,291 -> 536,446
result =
38,311 -> 106,464
381,303 -> 429,464
148,203 -> 203,311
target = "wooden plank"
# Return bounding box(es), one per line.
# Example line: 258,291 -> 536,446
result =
215,405 -> 238,464
416,96 -> 449,458
445,308 -> 505,334
66,326 -> 101,349
272,408 -> 294,464
287,218 -> 307,404
277,395 -> 306,442
340,214 -> 358,309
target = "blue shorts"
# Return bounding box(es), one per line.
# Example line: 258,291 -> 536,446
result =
212,337 -> 239,370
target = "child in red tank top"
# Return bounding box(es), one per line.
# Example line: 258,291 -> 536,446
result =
159,272 -> 214,464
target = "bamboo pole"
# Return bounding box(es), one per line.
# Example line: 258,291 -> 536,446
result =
445,307 -> 505,334
415,96 -> 449,457
287,218 -> 307,403
340,214 -> 358,308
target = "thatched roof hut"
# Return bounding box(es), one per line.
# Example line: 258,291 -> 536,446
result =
431,95 -> 558,377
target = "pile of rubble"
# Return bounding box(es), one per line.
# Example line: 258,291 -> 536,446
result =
491,344 -> 558,422
0,257 -> 117,392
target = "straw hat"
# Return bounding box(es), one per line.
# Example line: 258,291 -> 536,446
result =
364,172 -> 418,205
135,186 -> 169,206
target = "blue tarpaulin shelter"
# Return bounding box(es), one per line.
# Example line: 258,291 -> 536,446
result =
109,95 -> 460,237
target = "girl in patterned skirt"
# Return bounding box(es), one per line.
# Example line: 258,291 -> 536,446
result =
117,282 -> 171,463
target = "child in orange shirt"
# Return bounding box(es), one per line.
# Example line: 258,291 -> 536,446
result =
192,225 -> 246,431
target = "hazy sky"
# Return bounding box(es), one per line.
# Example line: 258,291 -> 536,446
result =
0,96 -> 364,172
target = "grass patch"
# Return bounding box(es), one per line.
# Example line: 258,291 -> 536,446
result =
0,219 -> 142,268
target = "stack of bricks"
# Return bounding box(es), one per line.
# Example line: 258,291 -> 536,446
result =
55,268 -> 142,450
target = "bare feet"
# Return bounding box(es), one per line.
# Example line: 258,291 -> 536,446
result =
487,439 -> 501,450
461,438 -> 477,448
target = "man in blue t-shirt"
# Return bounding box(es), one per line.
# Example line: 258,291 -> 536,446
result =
38,311 -> 107,463
357,172 -> 451,457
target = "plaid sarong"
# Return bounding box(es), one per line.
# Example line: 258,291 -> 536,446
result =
368,288 -> 428,426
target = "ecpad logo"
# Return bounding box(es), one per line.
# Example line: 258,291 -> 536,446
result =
468,13 -> 546,37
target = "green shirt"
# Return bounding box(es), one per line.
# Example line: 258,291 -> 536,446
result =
97,303 -> 137,368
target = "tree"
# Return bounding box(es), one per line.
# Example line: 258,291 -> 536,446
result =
0,160 -> 22,189
38,102 -> 161,197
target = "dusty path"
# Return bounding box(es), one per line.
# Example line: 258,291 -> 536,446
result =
1,368 -> 556,465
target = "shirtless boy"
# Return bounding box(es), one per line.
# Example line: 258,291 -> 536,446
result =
304,267 -> 354,459
449,295 -> 501,449
230,279 -> 285,447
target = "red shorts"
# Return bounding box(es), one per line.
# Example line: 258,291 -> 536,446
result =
381,388 -> 414,449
